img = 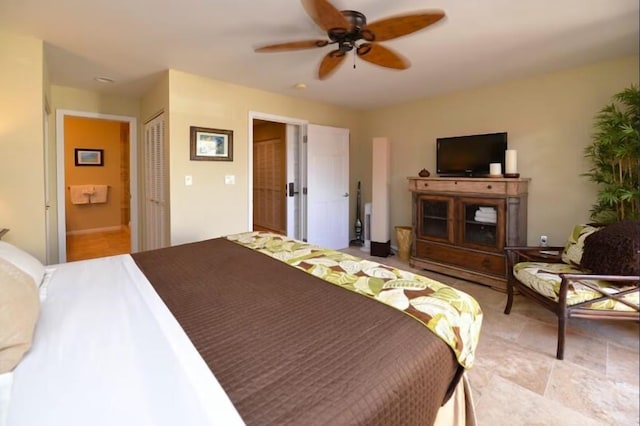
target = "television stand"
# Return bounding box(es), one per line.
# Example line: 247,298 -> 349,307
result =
408,176 -> 530,291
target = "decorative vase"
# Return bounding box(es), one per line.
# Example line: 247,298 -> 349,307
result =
395,226 -> 413,262
418,168 -> 430,177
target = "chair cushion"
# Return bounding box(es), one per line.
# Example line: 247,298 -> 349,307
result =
513,261 -> 639,310
560,224 -> 600,267
581,220 -> 639,276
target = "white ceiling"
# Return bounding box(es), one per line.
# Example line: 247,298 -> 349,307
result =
1,0 -> 638,110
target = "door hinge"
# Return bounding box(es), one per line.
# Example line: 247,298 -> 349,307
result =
302,187 -> 307,195
303,135 -> 308,144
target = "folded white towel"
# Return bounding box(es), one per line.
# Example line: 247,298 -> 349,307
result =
69,185 -> 93,204
474,212 -> 497,223
475,211 -> 496,218
90,185 -> 109,204
478,207 -> 496,213
475,218 -> 497,224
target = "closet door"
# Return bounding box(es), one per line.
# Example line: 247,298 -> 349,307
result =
253,137 -> 285,233
143,114 -> 167,250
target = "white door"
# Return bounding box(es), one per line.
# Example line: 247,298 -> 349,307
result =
43,104 -> 54,264
285,123 -> 302,239
306,124 -> 350,249
143,114 -> 167,250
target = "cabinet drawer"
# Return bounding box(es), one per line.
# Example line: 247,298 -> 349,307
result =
410,179 -> 506,195
415,240 -> 505,277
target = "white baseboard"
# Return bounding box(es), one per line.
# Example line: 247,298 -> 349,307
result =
66,225 -> 124,236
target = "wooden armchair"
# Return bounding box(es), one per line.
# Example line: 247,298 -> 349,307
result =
504,223 -> 639,360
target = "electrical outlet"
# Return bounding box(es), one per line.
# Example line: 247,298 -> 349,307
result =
540,235 -> 548,247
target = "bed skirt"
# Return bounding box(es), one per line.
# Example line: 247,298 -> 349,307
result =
434,373 -> 477,426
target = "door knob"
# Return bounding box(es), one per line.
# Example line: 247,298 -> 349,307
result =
343,193 -> 349,197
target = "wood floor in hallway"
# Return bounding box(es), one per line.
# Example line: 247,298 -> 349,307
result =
66,227 -> 130,261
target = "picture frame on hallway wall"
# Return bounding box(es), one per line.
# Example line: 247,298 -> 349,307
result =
74,148 -> 104,166
190,126 -> 234,161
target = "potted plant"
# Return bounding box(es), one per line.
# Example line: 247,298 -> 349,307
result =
583,84 -> 639,223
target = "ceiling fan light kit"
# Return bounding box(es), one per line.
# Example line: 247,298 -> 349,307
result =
255,0 -> 445,80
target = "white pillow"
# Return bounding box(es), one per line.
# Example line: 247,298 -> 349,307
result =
39,267 -> 56,301
0,241 -> 45,289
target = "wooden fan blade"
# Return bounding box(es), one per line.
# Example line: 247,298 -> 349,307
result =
318,50 -> 346,80
255,40 -> 329,52
365,11 -> 445,42
357,43 -> 409,70
301,0 -> 349,32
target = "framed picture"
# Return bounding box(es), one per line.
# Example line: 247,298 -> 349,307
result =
74,148 -> 104,166
190,126 -> 233,161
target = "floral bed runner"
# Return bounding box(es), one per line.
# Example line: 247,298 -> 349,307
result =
228,232 -> 483,369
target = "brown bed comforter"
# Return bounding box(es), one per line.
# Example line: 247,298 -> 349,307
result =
132,237 -> 460,425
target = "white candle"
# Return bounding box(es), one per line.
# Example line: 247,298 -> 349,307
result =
505,149 -> 518,174
489,163 -> 502,176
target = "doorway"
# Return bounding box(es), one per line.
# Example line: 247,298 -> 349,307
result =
248,113 -> 350,249
249,112 -> 306,241
56,110 -> 138,263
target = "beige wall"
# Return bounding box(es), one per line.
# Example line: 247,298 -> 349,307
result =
140,72 -> 169,123
52,86 -> 141,118
359,55 -> 639,247
166,69 -> 362,245
64,117 -> 122,232
0,32 -> 45,260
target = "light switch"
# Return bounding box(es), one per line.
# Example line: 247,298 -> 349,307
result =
185,175 -> 193,186
225,175 -> 235,185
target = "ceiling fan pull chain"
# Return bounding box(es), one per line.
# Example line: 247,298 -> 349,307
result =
353,49 -> 356,69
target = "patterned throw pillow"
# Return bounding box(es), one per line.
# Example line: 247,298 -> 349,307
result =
561,224 -> 601,267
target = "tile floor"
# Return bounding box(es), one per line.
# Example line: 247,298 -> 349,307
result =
342,247 -> 639,426
68,233 -> 639,425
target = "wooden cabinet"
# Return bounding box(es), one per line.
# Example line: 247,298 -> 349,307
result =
409,177 -> 529,290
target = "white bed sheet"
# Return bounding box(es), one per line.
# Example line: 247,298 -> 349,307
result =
7,255 -> 245,426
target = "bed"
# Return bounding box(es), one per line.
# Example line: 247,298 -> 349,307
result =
1,232 -> 482,426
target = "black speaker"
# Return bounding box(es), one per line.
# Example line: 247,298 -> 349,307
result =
370,240 -> 391,257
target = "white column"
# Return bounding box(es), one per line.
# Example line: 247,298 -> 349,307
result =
371,137 -> 390,244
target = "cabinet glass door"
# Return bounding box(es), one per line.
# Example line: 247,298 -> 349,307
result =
458,197 -> 505,251
418,195 -> 453,242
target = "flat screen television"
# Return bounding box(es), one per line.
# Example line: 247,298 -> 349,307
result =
436,132 -> 508,177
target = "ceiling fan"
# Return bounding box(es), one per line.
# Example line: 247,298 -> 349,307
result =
254,0 -> 445,80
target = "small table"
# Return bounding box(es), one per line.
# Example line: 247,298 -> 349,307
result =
506,246 -> 563,262
534,249 -> 563,261
0,228 -> 9,240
